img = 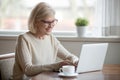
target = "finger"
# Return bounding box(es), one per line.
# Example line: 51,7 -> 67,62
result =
65,60 -> 74,65
62,60 -> 73,66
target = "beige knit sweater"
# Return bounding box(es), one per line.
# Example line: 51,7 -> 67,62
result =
13,32 -> 78,80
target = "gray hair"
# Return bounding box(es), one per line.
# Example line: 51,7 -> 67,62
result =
28,2 -> 55,33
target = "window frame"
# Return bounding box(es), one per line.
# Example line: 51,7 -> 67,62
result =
0,0 -> 102,37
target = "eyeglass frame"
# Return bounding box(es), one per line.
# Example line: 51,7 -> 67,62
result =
40,19 -> 58,27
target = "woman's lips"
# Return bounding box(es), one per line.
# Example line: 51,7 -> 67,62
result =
46,28 -> 52,32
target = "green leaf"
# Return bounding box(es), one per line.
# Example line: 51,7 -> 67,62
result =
75,18 -> 89,27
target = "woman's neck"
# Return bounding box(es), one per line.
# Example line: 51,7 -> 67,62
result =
30,32 -> 46,40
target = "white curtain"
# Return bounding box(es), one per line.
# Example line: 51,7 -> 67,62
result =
95,0 -> 120,36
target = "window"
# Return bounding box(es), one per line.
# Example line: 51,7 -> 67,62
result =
0,0 -> 97,36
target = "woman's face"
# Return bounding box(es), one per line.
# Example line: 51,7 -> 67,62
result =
35,16 -> 58,35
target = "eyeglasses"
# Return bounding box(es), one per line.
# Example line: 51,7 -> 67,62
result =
41,19 -> 58,28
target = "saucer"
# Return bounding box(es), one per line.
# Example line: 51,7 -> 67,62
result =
58,72 -> 78,77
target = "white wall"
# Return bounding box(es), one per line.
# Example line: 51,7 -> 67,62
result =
0,38 -> 16,54
61,42 -> 120,64
0,36 -> 120,64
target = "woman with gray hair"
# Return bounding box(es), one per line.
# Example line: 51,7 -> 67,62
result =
13,2 -> 78,80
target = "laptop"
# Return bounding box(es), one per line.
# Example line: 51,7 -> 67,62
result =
76,43 -> 108,73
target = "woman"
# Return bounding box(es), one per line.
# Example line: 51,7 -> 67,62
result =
13,2 -> 78,80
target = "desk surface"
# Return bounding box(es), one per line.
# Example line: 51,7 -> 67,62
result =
31,65 -> 120,80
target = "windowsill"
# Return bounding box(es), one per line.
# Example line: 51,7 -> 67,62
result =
0,34 -> 120,43
57,36 -> 120,43
0,30 -> 120,42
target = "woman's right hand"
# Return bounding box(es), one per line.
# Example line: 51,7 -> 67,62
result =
59,60 -> 74,67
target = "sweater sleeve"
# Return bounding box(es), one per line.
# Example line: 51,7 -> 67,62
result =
53,37 -> 79,64
15,35 -> 61,77
57,44 -> 79,64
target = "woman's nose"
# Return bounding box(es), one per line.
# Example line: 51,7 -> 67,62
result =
48,23 -> 54,28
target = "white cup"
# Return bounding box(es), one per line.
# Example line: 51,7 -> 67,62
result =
59,65 -> 75,75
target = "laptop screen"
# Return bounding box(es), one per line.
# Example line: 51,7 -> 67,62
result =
76,43 -> 108,73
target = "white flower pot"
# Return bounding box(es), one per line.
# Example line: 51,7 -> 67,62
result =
76,26 -> 87,37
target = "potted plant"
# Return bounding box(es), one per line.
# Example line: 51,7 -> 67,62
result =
75,17 -> 89,37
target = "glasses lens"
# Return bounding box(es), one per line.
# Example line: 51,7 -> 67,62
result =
52,19 -> 58,25
41,19 -> 58,27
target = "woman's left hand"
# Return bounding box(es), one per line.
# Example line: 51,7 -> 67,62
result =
74,60 -> 79,66
73,60 -> 79,71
